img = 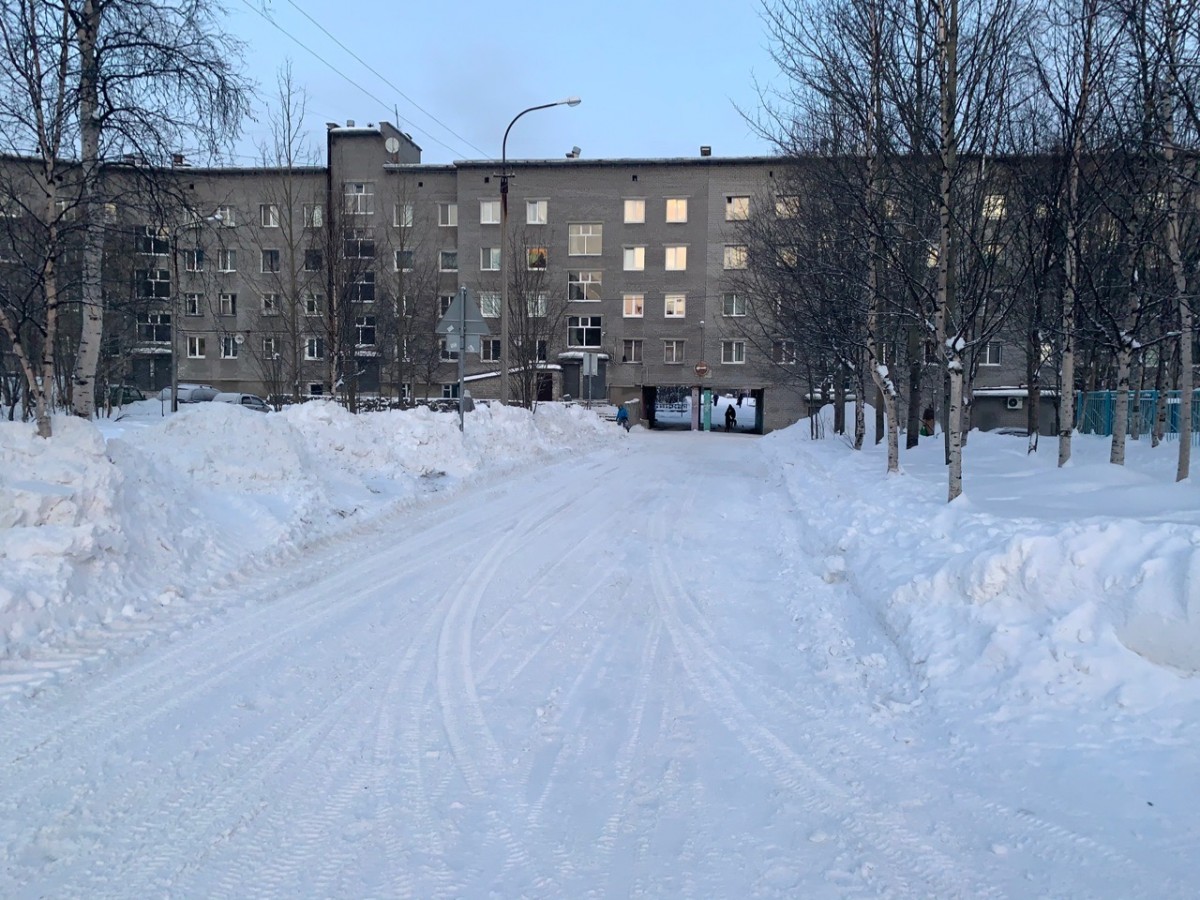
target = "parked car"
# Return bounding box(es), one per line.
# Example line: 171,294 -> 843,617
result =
213,392 -> 269,413
158,384 -> 219,404
108,384 -> 145,405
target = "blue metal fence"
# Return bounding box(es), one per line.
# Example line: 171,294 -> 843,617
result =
1075,390 -> 1200,445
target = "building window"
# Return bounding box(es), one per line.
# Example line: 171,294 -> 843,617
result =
479,291 -> 501,317
665,245 -> 687,271
187,336 -> 206,358
344,182 -> 374,215
183,249 -> 204,272
440,339 -> 459,362
439,294 -> 454,317
218,249 -> 237,272
528,292 -> 548,317
773,340 -> 797,365
622,293 -> 644,317
305,336 -> 324,360
438,202 -> 457,227
775,195 -> 800,219
721,340 -> 746,364
214,206 -> 235,226
982,194 -> 1006,221
982,341 -> 1003,366
623,246 -> 645,271
308,382 -> 324,396
480,247 -> 500,271
480,199 -> 500,224
568,315 -> 602,348
439,250 -> 458,272
723,245 -> 747,270
137,225 -> 170,255
527,246 -> 547,270
356,315 -> 376,346
568,270 -> 602,302
353,271 -> 375,304
261,249 -> 281,273
623,339 -> 642,363
777,246 -> 799,269
136,312 -> 171,343
343,229 -> 375,259
568,223 -> 603,256
221,335 -> 239,359
526,199 -> 547,225
481,338 -> 501,361
262,335 -> 279,355
303,293 -> 321,316
665,293 -> 686,318
663,339 -> 686,364
395,249 -> 414,271
399,382 -> 412,401
665,198 -> 688,223
726,195 -> 750,221
393,203 -> 413,228
441,382 -> 460,399
261,293 -> 280,315
185,293 -> 202,316
624,198 -> 645,224
722,293 -> 746,317
260,204 -> 279,227
219,292 -> 237,316
304,249 -> 323,272
303,203 -> 323,228
136,268 -> 171,299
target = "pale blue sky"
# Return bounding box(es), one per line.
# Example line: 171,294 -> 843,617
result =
227,0 -> 779,165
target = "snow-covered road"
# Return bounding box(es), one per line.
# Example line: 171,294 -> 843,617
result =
0,431 -> 1187,898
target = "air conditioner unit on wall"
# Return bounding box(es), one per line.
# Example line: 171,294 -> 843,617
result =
1006,396 -> 1024,410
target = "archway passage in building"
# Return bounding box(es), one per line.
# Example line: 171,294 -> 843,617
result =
641,385 -> 765,434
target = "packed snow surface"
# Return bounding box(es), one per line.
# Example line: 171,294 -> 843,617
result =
0,400 -> 1197,897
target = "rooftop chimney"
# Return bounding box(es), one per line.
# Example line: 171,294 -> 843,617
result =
700,146 -> 712,157
171,152 -> 186,167
346,119 -> 355,127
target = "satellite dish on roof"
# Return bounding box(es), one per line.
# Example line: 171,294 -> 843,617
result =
385,137 -> 400,154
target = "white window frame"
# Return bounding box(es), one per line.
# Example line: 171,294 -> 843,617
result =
567,315 -> 603,349
624,198 -> 645,224
663,339 -> 686,364
184,293 -> 202,316
187,336 -> 206,358
568,270 -> 603,302
721,340 -> 746,364
526,199 -> 548,225
528,292 -> 548,317
623,246 -> 645,271
722,293 -> 747,317
220,335 -> 239,359
261,292 -> 280,316
982,341 -> 1003,366
568,223 -> 603,256
480,247 -> 500,271
217,249 -> 236,272
723,245 -> 747,270
260,203 -> 279,228
303,293 -> 321,317
480,199 -> 501,225
344,182 -> 375,216
623,293 -> 644,318
479,291 -> 501,317
262,335 -> 279,355
665,198 -> 688,223
183,249 -> 204,273
438,202 -> 458,227
215,206 -> 235,227
303,203 -> 323,228
218,292 -> 237,316
665,293 -> 686,318
304,336 -> 324,360
260,249 -> 280,273
481,338 -> 501,361
774,340 -> 798,365
665,245 -> 688,271
393,203 -> 413,228
623,339 -> 642,364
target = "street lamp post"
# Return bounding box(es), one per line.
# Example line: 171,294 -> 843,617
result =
499,96 -> 580,405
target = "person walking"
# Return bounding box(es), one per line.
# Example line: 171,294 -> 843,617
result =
615,405 -> 630,431
724,403 -> 737,432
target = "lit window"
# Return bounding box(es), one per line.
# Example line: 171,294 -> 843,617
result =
438,203 -> 457,227
480,200 -> 500,224
663,339 -> 685,364
721,340 -> 746,364
982,194 -> 1006,221
623,293 -> 644,318
624,199 -> 645,224
726,196 -> 750,221
568,270 -> 602,301
568,223 -> 603,256
527,247 -> 547,270
775,195 -> 800,219
526,199 -> 547,225
723,245 -> 747,270
624,246 -> 645,271
665,246 -> 687,271
665,293 -> 686,318
480,247 -> 500,271
665,198 -> 688,223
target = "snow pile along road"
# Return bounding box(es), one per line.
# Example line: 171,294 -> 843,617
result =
0,401 -> 619,662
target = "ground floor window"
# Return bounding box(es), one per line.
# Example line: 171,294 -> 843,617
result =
441,383 -> 460,399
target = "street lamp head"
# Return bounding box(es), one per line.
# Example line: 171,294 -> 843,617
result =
561,96 -> 582,107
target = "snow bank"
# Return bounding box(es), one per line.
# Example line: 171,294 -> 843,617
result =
0,402 -> 619,660
762,424 -> 1200,716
